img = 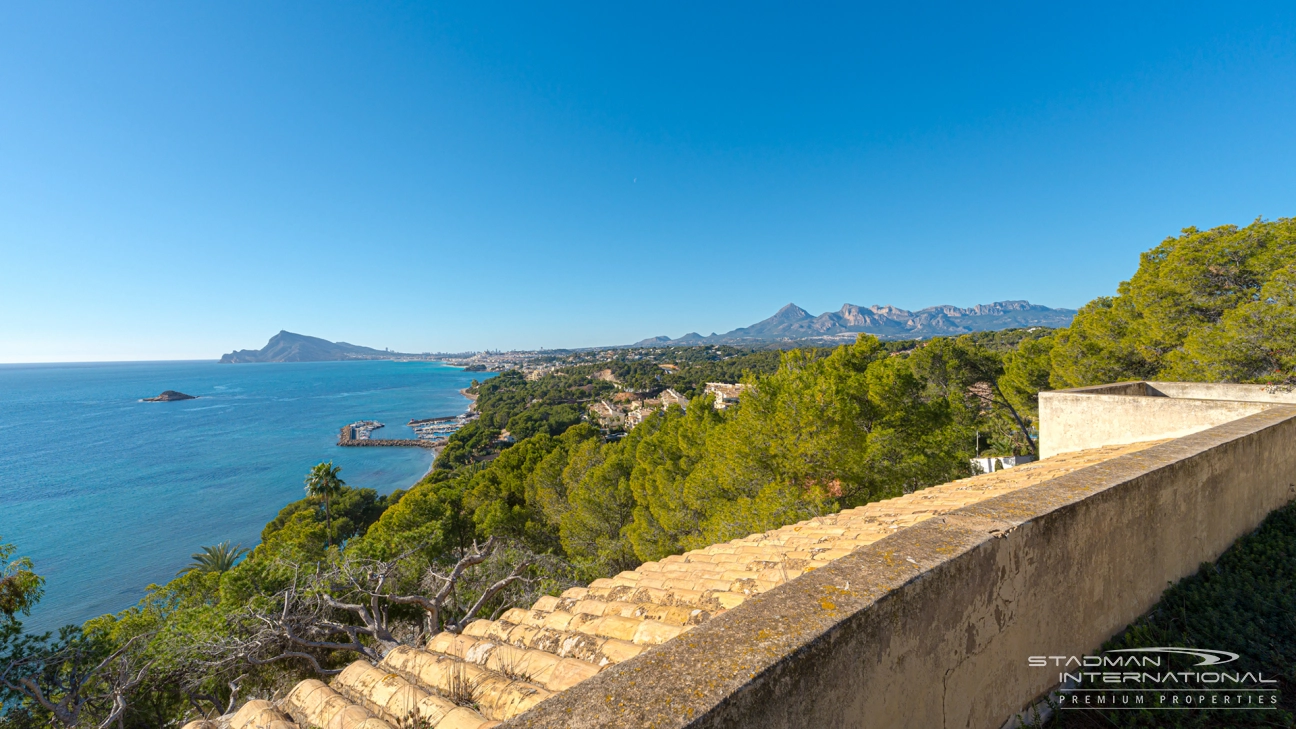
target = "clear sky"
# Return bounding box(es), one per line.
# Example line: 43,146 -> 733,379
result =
2,2 -> 1295,361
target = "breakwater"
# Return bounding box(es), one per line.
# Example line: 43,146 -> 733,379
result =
338,425 -> 438,449
408,415 -> 458,425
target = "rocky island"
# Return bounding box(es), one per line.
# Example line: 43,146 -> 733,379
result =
142,390 -> 197,402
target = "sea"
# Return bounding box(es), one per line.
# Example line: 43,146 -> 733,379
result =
0,359 -> 481,632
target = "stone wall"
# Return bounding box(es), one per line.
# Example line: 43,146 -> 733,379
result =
1038,381 -> 1296,458
502,404 -> 1296,728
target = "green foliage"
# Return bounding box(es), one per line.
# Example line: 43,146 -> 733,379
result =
685,345 -> 875,544
1001,334 -> 1056,421
1048,500 -> 1296,728
354,478 -> 474,561
524,425 -> 599,529
0,623 -> 122,727
505,403 -> 584,440
435,421 -> 502,471
0,707 -> 38,729
912,335 -> 1039,456
261,484 -> 391,546
625,403 -> 725,561
953,327 -> 1054,353
252,510 -> 331,566
658,350 -> 783,397
598,360 -> 667,392
559,434 -> 640,579
472,369 -> 614,431
1166,265 -> 1296,384
561,336 -> 988,559
1052,218 -> 1296,387
304,461 -> 346,547
0,548 -> 188,729
1051,295 -> 1159,388
176,541 -> 248,576
465,425 -> 601,553
82,573 -> 229,727
682,337 -> 977,546
464,434 -> 559,545
444,335 -> 1013,567
0,541 -> 43,620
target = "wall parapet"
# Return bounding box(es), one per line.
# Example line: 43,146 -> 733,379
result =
1039,380 -> 1296,458
501,405 -> 1296,728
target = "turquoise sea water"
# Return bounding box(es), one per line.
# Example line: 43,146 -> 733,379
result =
0,360 -> 480,632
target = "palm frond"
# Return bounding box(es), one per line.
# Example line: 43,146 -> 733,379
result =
177,541 -> 249,576
304,461 -> 346,499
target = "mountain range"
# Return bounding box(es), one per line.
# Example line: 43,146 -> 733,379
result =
222,301 -> 1075,362
633,300 -> 1076,346
219,331 -> 406,363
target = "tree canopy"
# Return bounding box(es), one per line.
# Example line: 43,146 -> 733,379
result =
1052,218 -> 1296,387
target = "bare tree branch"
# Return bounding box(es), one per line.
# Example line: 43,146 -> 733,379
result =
1,631 -> 152,729
191,538 -> 561,681
246,651 -> 341,676
447,561 -> 531,633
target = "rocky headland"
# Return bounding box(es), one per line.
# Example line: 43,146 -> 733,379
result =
219,331 -> 406,363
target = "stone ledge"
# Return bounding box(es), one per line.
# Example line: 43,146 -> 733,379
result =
500,406 -> 1296,728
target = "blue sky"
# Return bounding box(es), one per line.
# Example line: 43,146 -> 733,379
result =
2,2 -> 1295,361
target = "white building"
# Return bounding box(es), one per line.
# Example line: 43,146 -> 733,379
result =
590,400 -> 625,430
971,455 -> 1035,474
704,382 -> 750,410
660,388 -> 688,409
625,408 -> 656,429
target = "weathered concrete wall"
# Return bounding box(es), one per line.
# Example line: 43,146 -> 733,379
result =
1038,381 -> 1296,458
1151,381 -> 1296,403
501,406 -> 1296,729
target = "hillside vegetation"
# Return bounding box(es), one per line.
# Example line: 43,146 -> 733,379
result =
4,218 -> 1296,728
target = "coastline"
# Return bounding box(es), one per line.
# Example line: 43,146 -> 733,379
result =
335,381 -> 478,487
9,358 -> 473,633
412,386 -> 476,482
420,451 -> 440,480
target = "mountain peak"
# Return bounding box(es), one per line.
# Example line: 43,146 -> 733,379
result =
773,303 -> 812,320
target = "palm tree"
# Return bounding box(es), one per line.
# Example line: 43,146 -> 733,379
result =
305,461 -> 346,548
177,541 -> 248,576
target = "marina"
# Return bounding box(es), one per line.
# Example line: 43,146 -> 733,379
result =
411,411 -> 476,440
337,424 -> 437,449
347,420 -> 384,440
337,411 -> 478,451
